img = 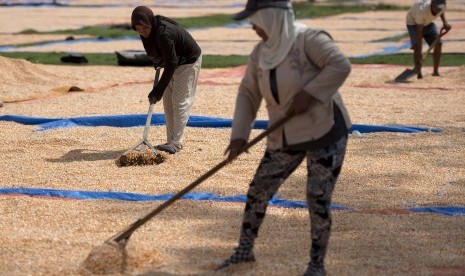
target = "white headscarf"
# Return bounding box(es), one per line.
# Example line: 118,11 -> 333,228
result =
250,8 -> 307,70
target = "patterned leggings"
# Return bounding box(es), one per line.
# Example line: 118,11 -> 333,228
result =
238,136 -> 347,267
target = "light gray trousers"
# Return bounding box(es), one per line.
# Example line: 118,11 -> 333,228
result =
162,55 -> 202,146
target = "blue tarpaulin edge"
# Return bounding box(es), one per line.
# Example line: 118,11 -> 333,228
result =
408,206 -> 465,216
2,188 -> 464,216
0,187 -> 350,210
0,114 -> 442,133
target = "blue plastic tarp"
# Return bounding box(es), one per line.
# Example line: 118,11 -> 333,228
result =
409,206 -> 465,216
2,188 -> 464,216
0,114 -> 442,133
0,187 -> 351,210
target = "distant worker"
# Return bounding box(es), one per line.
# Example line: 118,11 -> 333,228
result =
131,6 -> 202,154
406,0 -> 451,78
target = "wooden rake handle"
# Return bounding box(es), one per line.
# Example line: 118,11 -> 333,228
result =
108,111 -> 295,244
142,67 -> 161,141
422,27 -> 449,60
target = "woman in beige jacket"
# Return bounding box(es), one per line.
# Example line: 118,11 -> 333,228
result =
217,1 -> 352,275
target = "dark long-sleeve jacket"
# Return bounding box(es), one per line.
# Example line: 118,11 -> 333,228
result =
150,16 -> 201,99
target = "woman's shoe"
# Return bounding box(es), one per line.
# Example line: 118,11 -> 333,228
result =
156,143 -> 182,154
215,248 -> 255,271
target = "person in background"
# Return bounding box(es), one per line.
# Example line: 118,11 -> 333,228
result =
131,6 -> 202,154
217,0 -> 352,275
406,0 -> 451,78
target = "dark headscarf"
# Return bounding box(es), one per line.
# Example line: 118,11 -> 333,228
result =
131,6 -> 179,59
131,6 -> 158,58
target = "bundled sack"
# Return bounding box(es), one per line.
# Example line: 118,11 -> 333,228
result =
61,52 -> 88,64
115,50 -> 153,66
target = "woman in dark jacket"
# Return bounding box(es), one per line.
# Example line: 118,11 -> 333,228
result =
131,6 -> 202,154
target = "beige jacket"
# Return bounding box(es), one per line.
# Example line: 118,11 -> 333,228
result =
231,28 -> 352,150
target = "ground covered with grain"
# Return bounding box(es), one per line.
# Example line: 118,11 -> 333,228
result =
1,1 -> 464,275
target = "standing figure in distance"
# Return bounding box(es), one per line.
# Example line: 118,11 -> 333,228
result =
218,0 -> 352,275
406,0 -> 451,78
131,6 -> 202,154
